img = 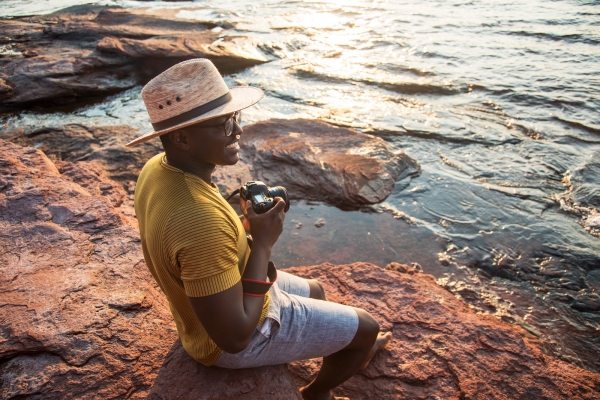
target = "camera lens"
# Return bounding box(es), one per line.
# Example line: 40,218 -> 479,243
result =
268,186 -> 290,213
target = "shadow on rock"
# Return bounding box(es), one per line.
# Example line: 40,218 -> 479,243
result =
148,341 -> 301,400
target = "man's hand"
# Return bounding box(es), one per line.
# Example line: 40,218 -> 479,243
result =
240,197 -> 286,249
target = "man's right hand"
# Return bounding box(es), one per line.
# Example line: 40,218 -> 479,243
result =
242,197 -> 286,249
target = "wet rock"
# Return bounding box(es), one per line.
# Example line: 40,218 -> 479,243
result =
0,49 -> 138,108
570,292 -> 600,312
97,34 -> 267,71
286,262 -> 600,399
314,218 -> 326,228
240,119 -> 421,209
0,5 -> 267,109
0,78 -> 13,99
0,139 -> 302,399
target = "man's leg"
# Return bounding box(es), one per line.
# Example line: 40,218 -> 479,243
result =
300,309 -> 392,400
307,279 -> 327,301
277,270 -> 326,300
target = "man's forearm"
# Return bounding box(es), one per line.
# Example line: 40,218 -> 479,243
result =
240,242 -> 272,321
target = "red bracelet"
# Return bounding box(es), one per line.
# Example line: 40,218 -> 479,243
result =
242,261 -> 277,296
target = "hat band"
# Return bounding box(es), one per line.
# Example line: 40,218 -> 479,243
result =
151,92 -> 232,132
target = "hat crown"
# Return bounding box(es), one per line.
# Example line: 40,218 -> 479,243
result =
141,59 -> 229,124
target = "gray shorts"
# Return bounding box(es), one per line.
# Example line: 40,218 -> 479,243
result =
213,270 -> 359,368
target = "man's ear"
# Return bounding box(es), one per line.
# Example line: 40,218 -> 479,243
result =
169,129 -> 191,151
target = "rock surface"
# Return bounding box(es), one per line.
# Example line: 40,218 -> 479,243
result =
1,124 -> 162,185
237,119 -> 420,209
0,5 -> 267,109
0,139 -> 300,399
286,262 -> 600,399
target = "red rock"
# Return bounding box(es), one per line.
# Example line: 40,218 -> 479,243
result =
2,139 -> 600,398
1,124 -> 162,185
239,119 -> 420,209
0,5 -> 266,109
286,262 -> 600,399
54,160 -> 126,207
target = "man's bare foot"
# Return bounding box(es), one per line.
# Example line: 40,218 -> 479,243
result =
359,331 -> 392,370
299,386 -> 349,400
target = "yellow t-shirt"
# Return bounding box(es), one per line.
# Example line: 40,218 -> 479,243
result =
134,153 -> 270,366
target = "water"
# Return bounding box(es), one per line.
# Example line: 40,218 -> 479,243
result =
2,0 -> 600,372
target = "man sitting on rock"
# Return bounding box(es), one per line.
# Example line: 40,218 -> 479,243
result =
128,58 -> 391,400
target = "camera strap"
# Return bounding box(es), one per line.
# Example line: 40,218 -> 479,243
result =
225,189 -> 240,202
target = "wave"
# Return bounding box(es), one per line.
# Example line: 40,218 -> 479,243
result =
292,67 -> 458,96
503,30 -> 600,46
553,116 -> 600,135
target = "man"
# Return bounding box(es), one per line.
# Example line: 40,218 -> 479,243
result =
129,59 -> 390,400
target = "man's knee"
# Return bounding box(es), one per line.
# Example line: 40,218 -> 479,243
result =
352,308 -> 379,346
308,279 -> 327,300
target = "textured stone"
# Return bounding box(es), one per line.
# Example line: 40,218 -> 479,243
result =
1,124 -> 162,185
238,119 -> 420,209
286,262 -> 600,399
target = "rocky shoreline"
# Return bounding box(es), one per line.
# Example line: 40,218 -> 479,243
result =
1,4 -> 600,399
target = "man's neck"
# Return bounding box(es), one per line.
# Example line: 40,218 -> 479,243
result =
164,154 -> 214,184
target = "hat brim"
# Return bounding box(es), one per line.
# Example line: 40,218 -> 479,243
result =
126,86 -> 264,147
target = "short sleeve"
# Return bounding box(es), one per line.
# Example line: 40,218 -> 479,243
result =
165,202 -> 241,297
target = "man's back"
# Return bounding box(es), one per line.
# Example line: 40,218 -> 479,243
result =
134,152 -> 268,365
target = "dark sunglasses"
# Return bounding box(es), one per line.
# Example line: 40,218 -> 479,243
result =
199,111 -> 242,137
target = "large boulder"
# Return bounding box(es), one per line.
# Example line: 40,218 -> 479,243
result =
0,5 -> 267,109
237,119 -> 420,209
286,262 -> 600,399
0,139 -> 300,399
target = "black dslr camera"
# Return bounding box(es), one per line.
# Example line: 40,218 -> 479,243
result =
240,181 -> 290,214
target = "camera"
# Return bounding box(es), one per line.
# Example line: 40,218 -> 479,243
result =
240,181 -> 290,214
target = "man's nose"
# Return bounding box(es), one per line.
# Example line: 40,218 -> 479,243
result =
233,119 -> 243,136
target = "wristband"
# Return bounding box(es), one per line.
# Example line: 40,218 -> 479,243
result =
242,261 -> 277,296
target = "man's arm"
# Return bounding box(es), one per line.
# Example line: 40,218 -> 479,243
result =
187,198 -> 285,353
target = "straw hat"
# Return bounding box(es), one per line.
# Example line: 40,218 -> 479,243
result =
126,58 -> 263,146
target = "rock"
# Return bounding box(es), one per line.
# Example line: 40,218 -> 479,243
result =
97,34 -> 268,72
1,124 -> 162,185
0,49 -> 138,107
285,263 -> 600,399
0,139 -> 302,399
0,5 -> 267,109
54,160 -> 126,207
239,119 -> 420,209
314,217 -> 326,228
0,78 -> 13,100
148,344 -> 300,400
